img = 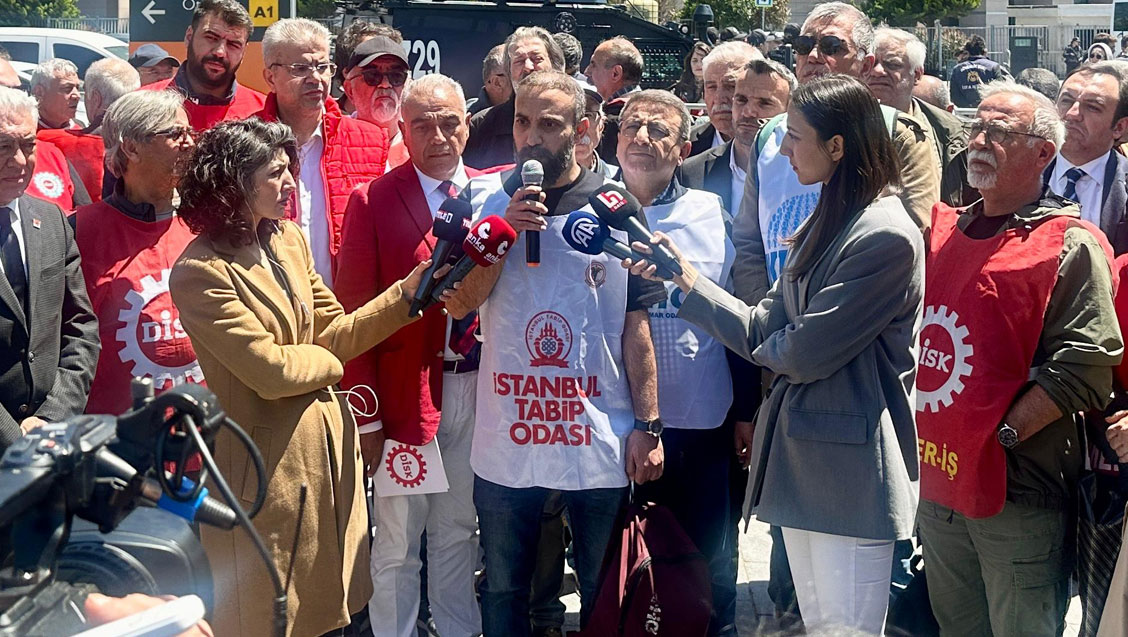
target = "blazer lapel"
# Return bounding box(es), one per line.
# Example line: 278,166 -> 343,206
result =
214,235 -> 300,344
704,143 -> 735,214
19,197 -> 41,333
396,167 -> 436,251
1100,150 -> 1127,235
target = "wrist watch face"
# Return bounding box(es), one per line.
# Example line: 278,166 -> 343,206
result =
998,425 -> 1019,448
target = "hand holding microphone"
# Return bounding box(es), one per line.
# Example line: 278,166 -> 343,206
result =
561,211 -> 675,280
408,197 -> 473,318
422,215 -> 518,310
588,184 -> 683,276
521,160 -> 545,267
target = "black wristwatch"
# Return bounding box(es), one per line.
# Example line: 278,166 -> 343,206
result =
633,417 -> 664,437
997,422 -> 1020,449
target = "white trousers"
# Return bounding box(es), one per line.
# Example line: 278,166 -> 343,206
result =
781,526 -> 895,636
368,372 -> 481,637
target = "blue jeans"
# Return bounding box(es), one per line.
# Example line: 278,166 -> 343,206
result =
474,475 -> 627,637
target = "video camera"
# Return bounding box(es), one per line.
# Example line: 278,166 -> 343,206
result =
768,23 -> 800,71
0,379 -> 285,637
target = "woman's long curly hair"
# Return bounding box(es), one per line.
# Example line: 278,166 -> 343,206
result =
178,118 -> 299,247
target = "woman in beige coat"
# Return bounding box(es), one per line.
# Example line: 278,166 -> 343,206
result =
170,119 -> 436,636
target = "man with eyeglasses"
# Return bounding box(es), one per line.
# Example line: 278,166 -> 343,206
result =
342,35 -> 412,170
71,90 -> 203,416
616,88 -> 738,637
142,0 -> 266,132
464,27 -> 565,170
0,86 -> 98,455
916,82 -> 1121,636
254,19 -> 389,288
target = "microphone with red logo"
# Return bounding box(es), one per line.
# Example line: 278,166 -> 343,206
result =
561,211 -> 674,279
588,183 -> 683,276
408,197 -> 473,318
426,215 -> 518,306
521,160 -> 544,267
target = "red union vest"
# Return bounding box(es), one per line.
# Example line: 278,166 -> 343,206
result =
36,128 -> 104,202
918,202 -> 1106,518
143,78 -> 266,132
27,141 -> 76,212
74,201 -> 203,415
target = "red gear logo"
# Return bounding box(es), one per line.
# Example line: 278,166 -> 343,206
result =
385,444 -> 427,488
526,311 -> 573,368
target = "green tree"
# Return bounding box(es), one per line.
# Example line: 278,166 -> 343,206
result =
858,0 -> 978,27
679,0 -> 790,33
297,0 -> 336,20
0,0 -> 79,24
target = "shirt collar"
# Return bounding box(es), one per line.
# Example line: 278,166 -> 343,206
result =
414,161 -> 469,197
104,179 -> 172,222
652,174 -> 688,206
962,185 -> 1079,226
610,84 -> 641,101
728,143 -> 745,178
173,63 -> 238,106
1054,152 -> 1108,187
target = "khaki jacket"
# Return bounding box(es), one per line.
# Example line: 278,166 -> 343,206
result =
170,220 -> 415,636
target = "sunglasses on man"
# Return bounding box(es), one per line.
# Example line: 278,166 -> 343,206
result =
793,34 -> 849,57
347,68 -> 410,88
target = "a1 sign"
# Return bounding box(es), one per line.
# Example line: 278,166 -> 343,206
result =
131,0 -> 288,43
755,0 -> 773,6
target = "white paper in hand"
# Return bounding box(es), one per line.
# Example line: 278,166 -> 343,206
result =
372,437 -> 451,497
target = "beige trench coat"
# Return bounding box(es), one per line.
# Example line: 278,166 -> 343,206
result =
170,221 -> 415,636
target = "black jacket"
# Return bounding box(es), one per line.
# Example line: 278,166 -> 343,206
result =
688,119 -> 719,158
680,140 -> 735,214
0,195 -> 99,449
464,98 -> 516,170
949,55 -> 1010,108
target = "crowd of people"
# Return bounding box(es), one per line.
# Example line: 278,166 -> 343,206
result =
6,0 -> 1128,635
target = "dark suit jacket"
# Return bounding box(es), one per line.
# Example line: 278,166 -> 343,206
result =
688,119 -> 718,158
681,140 -> 735,213
335,163 -> 488,445
464,98 -> 516,170
1043,151 -> 1128,255
0,194 -> 98,448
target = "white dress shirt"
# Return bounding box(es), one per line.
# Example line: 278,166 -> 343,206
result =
712,128 -> 726,151
297,127 -> 333,287
1051,153 -> 1106,227
0,199 -> 28,279
728,144 -> 747,219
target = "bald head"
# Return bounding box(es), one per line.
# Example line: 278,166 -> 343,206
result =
0,59 -> 19,90
913,74 -> 952,112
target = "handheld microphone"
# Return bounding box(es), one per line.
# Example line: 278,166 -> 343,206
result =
588,184 -> 683,276
409,197 -> 473,318
561,211 -> 674,279
521,160 -> 544,267
427,215 -> 518,305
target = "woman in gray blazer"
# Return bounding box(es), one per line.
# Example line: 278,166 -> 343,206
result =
626,75 -> 925,635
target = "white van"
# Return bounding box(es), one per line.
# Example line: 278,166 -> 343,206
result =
0,28 -> 128,79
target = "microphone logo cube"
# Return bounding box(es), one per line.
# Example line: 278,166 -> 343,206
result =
569,216 -> 600,249
595,190 -> 628,212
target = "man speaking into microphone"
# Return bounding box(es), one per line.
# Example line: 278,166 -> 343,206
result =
445,71 -> 666,636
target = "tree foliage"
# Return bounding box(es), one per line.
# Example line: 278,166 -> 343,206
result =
679,0 -> 790,33
0,0 -> 79,24
297,0 -> 337,20
858,0 -> 978,27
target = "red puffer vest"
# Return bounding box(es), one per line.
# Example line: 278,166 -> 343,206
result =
254,94 -> 389,260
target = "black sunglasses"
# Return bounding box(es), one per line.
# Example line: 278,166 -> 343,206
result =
794,34 -> 848,57
349,68 -> 409,88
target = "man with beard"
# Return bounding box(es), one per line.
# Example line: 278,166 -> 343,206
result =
30,59 -> 81,130
869,27 -> 973,207
1049,61 -> 1128,254
733,1 -> 938,306
916,82 -> 1121,636
337,72 -> 489,637
342,35 -> 412,170
688,41 -> 760,158
254,19 -> 389,287
445,71 -> 665,636
616,88 -> 737,636
144,0 -> 265,131
463,27 -> 564,170
71,90 -> 203,415
683,58 -> 794,215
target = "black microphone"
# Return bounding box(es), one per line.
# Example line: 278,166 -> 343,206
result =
588,184 -> 683,276
561,211 -> 674,279
425,215 -> 518,307
522,160 -> 544,267
409,197 -> 473,318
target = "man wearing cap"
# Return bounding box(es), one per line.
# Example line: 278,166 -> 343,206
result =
254,19 -> 388,288
143,0 -> 266,131
463,26 -> 564,170
342,34 -> 411,170
129,44 -> 180,87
